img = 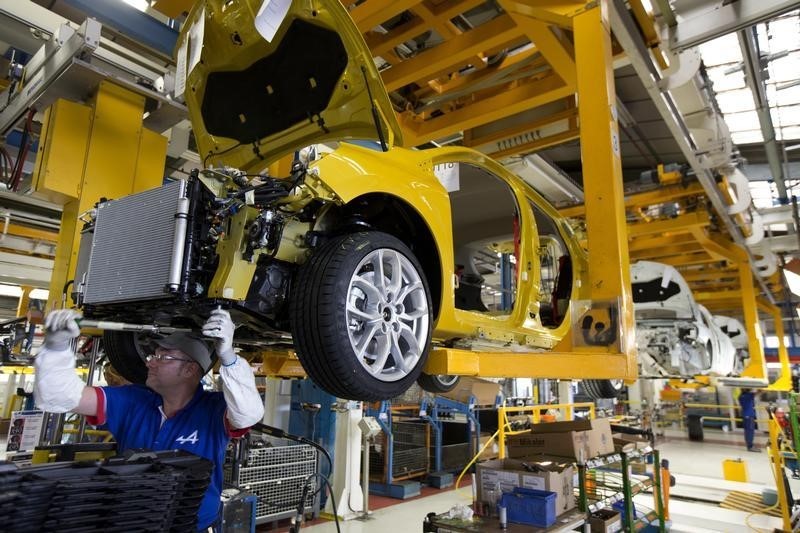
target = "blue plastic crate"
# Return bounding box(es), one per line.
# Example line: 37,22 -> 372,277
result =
500,487 -> 557,528
612,499 -> 641,522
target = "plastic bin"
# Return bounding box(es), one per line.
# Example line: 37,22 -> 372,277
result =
500,487 -> 557,528
687,414 -> 704,441
612,499 -> 641,522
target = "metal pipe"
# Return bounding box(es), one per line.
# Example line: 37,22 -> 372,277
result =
362,433 -> 371,518
737,27 -> 788,203
78,319 -> 192,334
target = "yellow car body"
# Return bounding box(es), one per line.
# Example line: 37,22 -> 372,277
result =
78,0 -> 590,401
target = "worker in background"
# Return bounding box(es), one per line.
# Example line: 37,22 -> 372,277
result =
738,388 -> 760,452
33,308 -> 265,531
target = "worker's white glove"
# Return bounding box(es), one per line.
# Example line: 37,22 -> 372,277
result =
202,309 -> 236,366
34,310 -> 85,413
44,309 -> 81,351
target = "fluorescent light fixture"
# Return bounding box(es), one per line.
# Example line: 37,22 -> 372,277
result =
785,269 -> 800,297
0,284 -> 22,298
123,0 -> 149,12
30,289 -> 49,300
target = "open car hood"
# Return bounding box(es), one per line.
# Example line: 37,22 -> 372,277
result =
178,0 -> 403,171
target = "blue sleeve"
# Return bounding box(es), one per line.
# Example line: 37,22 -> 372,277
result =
96,385 -> 155,446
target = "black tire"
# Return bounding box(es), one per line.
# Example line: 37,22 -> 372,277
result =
418,373 -> 460,393
103,331 -> 149,384
581,379 -> 623,400
291,231 -> 433,401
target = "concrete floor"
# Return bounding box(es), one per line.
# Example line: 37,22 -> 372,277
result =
300,426 -> 793,532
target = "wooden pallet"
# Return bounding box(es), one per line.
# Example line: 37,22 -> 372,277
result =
720,490 -> 782,517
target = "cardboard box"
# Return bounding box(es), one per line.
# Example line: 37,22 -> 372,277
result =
475,456 -> 575,515
478,433 -> 499,461
611,433 -> 649,453
589,509 -> 622,532
506,418 -> 615,461
440,377 -> 500,405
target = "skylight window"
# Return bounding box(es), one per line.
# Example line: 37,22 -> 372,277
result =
698,10 -> 800,146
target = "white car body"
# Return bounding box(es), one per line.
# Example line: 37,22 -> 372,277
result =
631,261 -> 737,377
713,315 -> 749,374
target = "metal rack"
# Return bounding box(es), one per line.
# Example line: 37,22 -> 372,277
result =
577,448 -> 667,532
420,396 -> 480,473
223,441 -> 319,525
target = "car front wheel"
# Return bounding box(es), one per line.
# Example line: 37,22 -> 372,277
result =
418,373 -> 460,393
581,379 -> 624,400
291,231 -> 433,401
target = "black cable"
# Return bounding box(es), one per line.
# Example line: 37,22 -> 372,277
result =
289,473 -> 341,533
202,141 -> 244,168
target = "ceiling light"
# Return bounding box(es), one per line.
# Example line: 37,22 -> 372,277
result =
784,269 -> 800,296
123,0 -> 149,12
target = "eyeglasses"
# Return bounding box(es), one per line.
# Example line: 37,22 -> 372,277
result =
146,353 -> 194,364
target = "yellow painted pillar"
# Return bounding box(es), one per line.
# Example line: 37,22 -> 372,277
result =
738,263 -> 765,379
32,81 -> 168,311
573,3 -> 636,366
16,285 -> 32,317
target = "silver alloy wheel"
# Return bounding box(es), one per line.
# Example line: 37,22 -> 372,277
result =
436,375 -> 459,387
346,248 -> 430,382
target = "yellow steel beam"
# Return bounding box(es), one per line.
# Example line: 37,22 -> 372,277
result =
364,16 -> 427,59
628,210 -> 710,238
411,1 -> 487,73
34,82 -> 167,311
628,233 -> 696,252
657,253 -> 718,268
694,290 -> 742,303
381,14 -> 522,91
560,182 -> 706,218
503,12 -> 576,88
348,0 -> 420,33
739,263 -> 766,380
0,222 -> 58,243
571,2 -> 635,366
464,104 -> 576,149
488,127 -> 580,159
758,299 -> 792,392
424,348 -> 633,378
424,48 -> 546,98
681,269 -> 739,282
15,286 -> 32,318
630,242 -> 706,261
151,0 -> 192,18
690,228 -> 748,263
497,1 -> 593,28
400,74 -> 572,146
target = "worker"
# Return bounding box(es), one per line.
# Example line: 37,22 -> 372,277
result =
738,388 -> 759,452
33,308 -> 265,531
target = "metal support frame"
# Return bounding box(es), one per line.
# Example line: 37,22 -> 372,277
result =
608,0 -> 776,304
426,2 -> 638,382
768,414 -> 793,531
668,0 -> 799,52
738,26 -> 788,202
420,395 -> 480,473
364,401 -> 429,490
0,2 -> 186,140
32,83 -> 168,311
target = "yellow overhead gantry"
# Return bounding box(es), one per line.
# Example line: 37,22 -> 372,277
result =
426,2 -> 638,382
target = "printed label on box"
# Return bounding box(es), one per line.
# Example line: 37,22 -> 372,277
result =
522,474 -> 545,490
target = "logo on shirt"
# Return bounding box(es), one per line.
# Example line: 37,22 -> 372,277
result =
176,430 -> 199,445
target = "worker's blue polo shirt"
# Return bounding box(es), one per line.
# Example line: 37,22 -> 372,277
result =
738,391 -> 756,417
89,384 -> 231,530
